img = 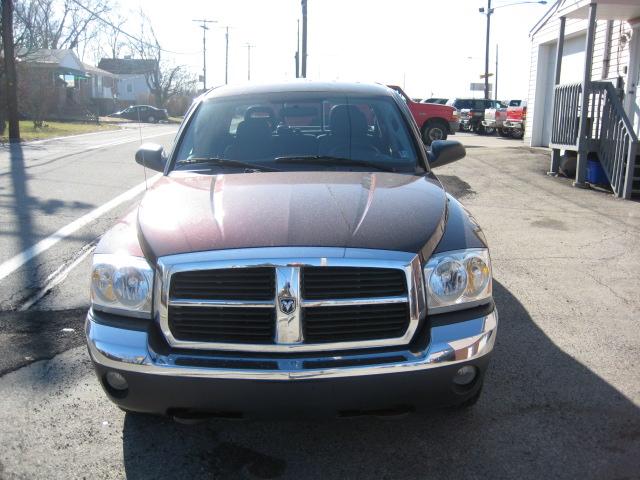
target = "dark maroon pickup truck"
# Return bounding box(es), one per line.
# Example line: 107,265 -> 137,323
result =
86,81 -> 497,420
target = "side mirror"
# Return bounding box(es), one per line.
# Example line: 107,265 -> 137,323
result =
135,143 -> 166,172
427,140 -> 466,168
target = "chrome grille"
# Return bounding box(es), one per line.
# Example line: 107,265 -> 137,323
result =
157,248 -> 425,353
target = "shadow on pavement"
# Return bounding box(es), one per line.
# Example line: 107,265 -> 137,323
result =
0,308 -> 87,376
121,281 -> 639,479
4,143 -> 94,295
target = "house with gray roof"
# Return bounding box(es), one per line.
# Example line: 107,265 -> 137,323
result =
19,48 -> 118,118
98,57 -> 159,103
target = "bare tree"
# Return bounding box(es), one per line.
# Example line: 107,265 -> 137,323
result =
129,13 -> 196,108
13,0 -> 112,53
105,13 -> 126,59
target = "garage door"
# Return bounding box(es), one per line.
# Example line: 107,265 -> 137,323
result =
540,34 -> 586,146
560,34 -> 586,84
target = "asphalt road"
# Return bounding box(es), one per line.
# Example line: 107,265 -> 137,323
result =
0,124 -> 178,374
0,131 -> 638,479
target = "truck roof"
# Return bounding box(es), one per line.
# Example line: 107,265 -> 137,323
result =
203,80 -> 393,100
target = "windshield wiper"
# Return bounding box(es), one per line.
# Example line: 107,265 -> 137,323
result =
274,155 -> 397,173
177,157 -> 280,172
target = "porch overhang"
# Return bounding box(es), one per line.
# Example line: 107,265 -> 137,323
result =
557,0 -> 640,21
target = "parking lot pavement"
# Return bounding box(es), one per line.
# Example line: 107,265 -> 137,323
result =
0,141 -> 638,479
454,131 -> 526,149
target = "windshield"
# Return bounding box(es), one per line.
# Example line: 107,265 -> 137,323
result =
173,93 -> 420,173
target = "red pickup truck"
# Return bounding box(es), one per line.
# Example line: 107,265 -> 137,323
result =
502,101 -> 527,139
388,85 -> 459,145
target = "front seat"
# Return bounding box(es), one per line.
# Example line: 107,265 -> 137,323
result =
224,118 -> 274,160
318,104 -> 376,157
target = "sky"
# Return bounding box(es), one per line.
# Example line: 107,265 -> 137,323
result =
125,0 -> 552,100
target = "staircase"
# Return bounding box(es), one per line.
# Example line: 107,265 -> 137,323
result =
633,158 -> 640,199
550,81 -> 639,199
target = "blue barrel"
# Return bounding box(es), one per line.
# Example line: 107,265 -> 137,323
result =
586,159 -> 608,185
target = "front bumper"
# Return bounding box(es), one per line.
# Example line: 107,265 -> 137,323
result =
504,120 -> 523,129
86,308 -> 498,416
448,119 -> 459,134
482,119 -> 503,128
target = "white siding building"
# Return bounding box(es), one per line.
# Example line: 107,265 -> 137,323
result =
526,0 -> 640,198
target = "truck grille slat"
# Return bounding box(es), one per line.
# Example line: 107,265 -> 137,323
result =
169,305 -> 275,344
170,267 -> 274,300
303,303 -> 409,343
302,267 -> 407,299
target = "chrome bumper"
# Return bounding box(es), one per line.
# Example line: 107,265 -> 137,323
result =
481,119 -> 502,128
86,309 -> 498,381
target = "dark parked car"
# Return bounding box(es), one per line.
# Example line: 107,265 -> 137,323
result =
110,105 -> 168,123
446,98 -> 503,134
86,81 -> 497,419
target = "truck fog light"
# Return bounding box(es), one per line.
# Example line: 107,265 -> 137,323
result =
453,365 -> 477,386
105,371 -> 128,391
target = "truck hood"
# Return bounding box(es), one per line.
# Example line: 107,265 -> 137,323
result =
137,171 -> 447,259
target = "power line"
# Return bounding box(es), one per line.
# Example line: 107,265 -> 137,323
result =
69,0 -> 200,56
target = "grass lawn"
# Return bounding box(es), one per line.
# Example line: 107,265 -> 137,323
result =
1,120 -> 120,142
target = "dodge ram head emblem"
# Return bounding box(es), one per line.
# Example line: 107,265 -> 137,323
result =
278,297 -> 296,314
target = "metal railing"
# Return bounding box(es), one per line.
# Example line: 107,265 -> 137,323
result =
551,81 -> 638,198
551,83 -> 582,146
597,82 -> 638,198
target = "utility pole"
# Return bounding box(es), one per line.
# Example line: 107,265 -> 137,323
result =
483,0 -> 492,100
225,26 -> 230,84
295,19 -> 300,78
495,44 -> 498,100
245,43 -> 254,81
479,1 -> 547,100
192,19 -> 217,90
301,0 -> 308,78
2,0 -> 20,141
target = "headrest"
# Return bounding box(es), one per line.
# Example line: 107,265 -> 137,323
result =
235,118 -> 272,140
329,105 -> 368,136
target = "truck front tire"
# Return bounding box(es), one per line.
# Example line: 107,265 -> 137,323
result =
511,127 -> 524,139
422,120 -> 449,145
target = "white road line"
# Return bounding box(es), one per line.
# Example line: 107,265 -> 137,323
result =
14,125 -> 177,146
0,174 -> 160,281
18,242 -> 97,311
85,131 -> 175,151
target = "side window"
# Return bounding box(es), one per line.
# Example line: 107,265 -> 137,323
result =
474,100 -> 486,110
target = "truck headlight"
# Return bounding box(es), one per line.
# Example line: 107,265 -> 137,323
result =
424,248 -> 492,313
91,254 -> 153,318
